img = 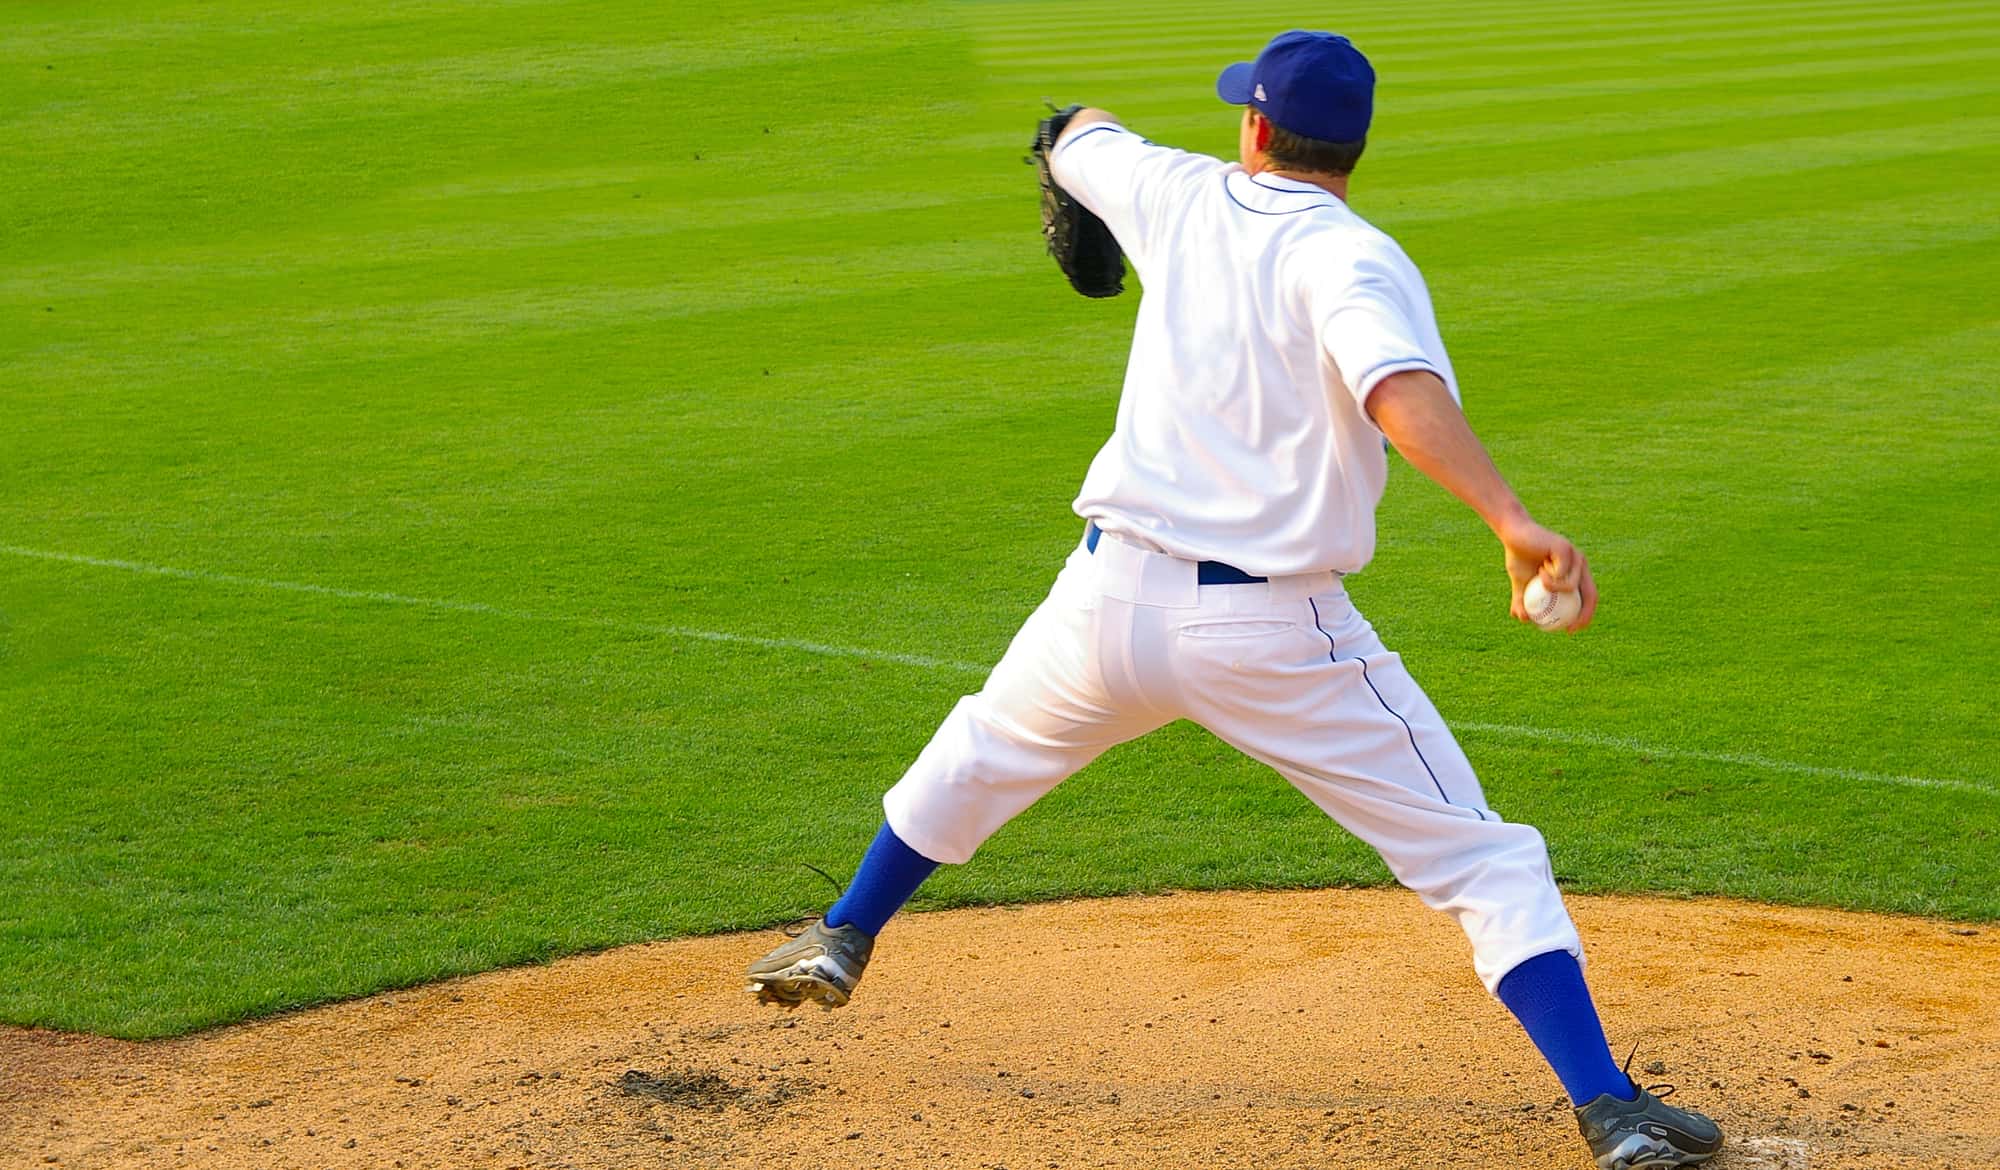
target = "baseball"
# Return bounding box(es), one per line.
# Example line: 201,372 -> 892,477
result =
1523,577 -> 1582,631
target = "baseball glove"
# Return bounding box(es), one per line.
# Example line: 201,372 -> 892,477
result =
1027,104 -> 1125,299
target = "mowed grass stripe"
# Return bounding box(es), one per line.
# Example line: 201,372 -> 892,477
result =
1430,187 -> 1998,322
1450,246 -> 2000,472
1173,83 -> 1999,166
1656,20 -> 2000,61
1450,236 -> 2000,405
7,7 -> 962,119
0,0 -> 568,54
977,12 -> 2000,68
979,2 -> 2000,53
967,0 -> 1994,45
9,41 -> 885,147
1022,54 -> 2000,121
2,4 -> 936,73
1462,308 -> 2000,596
0,188 -> 1025,302
1384,99 -> 2000,180
1366,118 -> 2000,225
971,0 -> 2000,77
1500,290 -> 2000,512
37,227 -> 1022,335
8,234 -> 1034,397
974,16 -> 1993,65
977,41 -> 2000,87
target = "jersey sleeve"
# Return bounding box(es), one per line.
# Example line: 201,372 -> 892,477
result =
1308,240 -> 1458,415
1048,122 -> 1226,269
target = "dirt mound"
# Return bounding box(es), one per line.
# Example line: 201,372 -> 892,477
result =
3,890 -> 1994,1168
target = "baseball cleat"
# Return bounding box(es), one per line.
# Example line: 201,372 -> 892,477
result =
1574,1082 -> 1723,1169
746,920 -> 874,1008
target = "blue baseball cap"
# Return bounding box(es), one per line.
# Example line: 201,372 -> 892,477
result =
1216,31 -> 1374,143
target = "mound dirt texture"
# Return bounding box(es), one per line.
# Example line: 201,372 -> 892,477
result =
3,890 -> 1995,1169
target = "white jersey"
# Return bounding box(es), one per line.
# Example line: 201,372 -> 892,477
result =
1050,122 -> 1459,577
879,114 -> 1586,1022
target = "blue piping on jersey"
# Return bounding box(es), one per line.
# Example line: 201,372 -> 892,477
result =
1051,123 -> 1125,159
1248,175 -> 1342,199
1355,356 -> 1437,388
1223,173 -> 1343,216
1307,597 -> 1487,820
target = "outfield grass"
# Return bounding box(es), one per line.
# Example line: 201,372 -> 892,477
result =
2,0 -> 1997,1038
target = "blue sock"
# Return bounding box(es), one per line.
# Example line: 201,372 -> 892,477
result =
823,822 -> 940,937
1495,950 -> 1636,1106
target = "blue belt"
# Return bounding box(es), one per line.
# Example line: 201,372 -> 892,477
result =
1084,522 -> 1266,585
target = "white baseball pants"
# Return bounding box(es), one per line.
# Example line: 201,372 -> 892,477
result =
883,531 -> 1583,992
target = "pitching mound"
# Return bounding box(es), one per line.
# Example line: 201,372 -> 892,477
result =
3,890 -> 1995,1168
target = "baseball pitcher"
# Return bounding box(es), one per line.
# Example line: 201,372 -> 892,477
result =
748,31 -> 1722,1170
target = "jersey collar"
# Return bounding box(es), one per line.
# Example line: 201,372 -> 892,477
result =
1248,171 -> 1345,199
1224,169 -> 1348,215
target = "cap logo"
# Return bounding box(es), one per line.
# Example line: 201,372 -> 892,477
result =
1254,83 -> 1267,101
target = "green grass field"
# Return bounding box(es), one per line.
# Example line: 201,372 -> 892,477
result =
3,0 -> 1997,1039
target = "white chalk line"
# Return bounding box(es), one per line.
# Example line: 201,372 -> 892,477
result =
4,542 -> 1992,798
1453,722 -> 1989,795
0,544 -> 988,674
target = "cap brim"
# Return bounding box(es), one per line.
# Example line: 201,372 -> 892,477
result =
1216,61 -> 1255,104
